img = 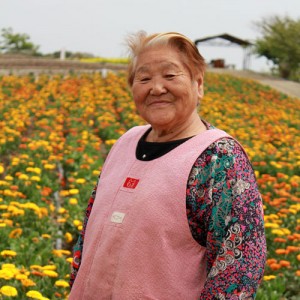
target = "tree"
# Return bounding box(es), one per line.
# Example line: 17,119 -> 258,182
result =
254,15 -> 300,80
0,27 -> 39,55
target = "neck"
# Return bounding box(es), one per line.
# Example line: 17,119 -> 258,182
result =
146,114 -> 206,142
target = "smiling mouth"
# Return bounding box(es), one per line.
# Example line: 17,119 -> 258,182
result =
147,100 -> 171,107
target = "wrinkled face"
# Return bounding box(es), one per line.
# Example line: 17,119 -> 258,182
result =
131,45 -> 203,132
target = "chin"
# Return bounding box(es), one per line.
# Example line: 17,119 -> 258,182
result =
147,116 -> 174,127
145,111 -> 175,123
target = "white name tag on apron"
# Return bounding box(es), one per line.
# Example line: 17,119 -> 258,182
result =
111,211 -> 126,224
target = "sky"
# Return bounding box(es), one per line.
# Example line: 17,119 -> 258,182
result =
0,0 -> 299,72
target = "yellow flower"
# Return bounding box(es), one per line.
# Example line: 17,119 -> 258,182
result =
57,218 -> 66,223
264,222 -> 279,228
65,232 -> 73,243
0,269 -> 15,280
44,163 -> 55,170
93,170 -> 100,176
59,190 -> 69,197
55,279 -> 70,288
19,174 -> 29,180
26,290 -> 43,299
30,176 -> 41,182
52,249 -> 71,257
76,178 -> 86,184
1,250 -> 17,257
42,270 -> 58,277
41,234 -> 51,239
11,208 -> 25,216
263,275 -> 276,281
33,167 -> 41,174
49,203 -> 55,212
0,285 -> 18,297
105,139 -> 117,146
271,229 -> 285,236
4,175 -> 13,181
58,207 -> 67,214
282,228 -> 291,235
20,202 -> 41,214
2,263 -> 16,269
42,265 -> 57,271
73,219 -> 82,227
0,165 -> 4,174
39,207 -> 48,217
69,198 -> 78,205
66,257 -> 73,264
15,273 -> 28,280
30,265 -> 42,270
69,189 -> 79,195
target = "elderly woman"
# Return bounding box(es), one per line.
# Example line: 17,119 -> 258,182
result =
69,32 -> 266,299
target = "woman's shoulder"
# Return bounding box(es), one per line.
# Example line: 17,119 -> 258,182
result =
206,135 -> 238,156
191,121 -> 252,173
203,121 -> 246,157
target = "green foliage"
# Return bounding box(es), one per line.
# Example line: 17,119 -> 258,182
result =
254,15 -> 300,81
0,27 -> 40,55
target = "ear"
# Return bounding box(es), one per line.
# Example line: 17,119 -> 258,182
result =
195,74 -> 204,99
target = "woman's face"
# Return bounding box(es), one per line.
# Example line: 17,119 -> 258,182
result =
131,45 -> 203,134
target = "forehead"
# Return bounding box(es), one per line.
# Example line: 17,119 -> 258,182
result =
135,45 -> 187,73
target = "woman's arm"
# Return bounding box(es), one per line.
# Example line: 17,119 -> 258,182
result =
69,175 -> 100,288
187,137 -> 266,299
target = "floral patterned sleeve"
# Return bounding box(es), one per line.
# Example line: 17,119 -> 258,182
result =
69,175 -> 100,288
186,137 -> 266,299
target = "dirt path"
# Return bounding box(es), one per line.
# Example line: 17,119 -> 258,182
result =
208,68 -> 300,99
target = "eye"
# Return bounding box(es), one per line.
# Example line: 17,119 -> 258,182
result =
140,77 -> 151,83
164,74 -> 176,80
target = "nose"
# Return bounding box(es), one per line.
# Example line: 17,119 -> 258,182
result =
150,78 -> 167,95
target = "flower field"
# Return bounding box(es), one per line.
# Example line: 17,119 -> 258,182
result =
0,71 -> 299,299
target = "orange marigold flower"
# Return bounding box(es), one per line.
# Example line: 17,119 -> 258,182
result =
9,228 -> 23,239
266,258 -> 277,265
286,246 -> 300,252
275,249 -> 288,255
273,237 -> 287,243
31,270 -> 45,277
279,260 -> 291,267
21,278 -> 36,287
269,263 -> 281,271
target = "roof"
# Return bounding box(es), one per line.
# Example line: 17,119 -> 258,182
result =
194,33 -> 253,47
